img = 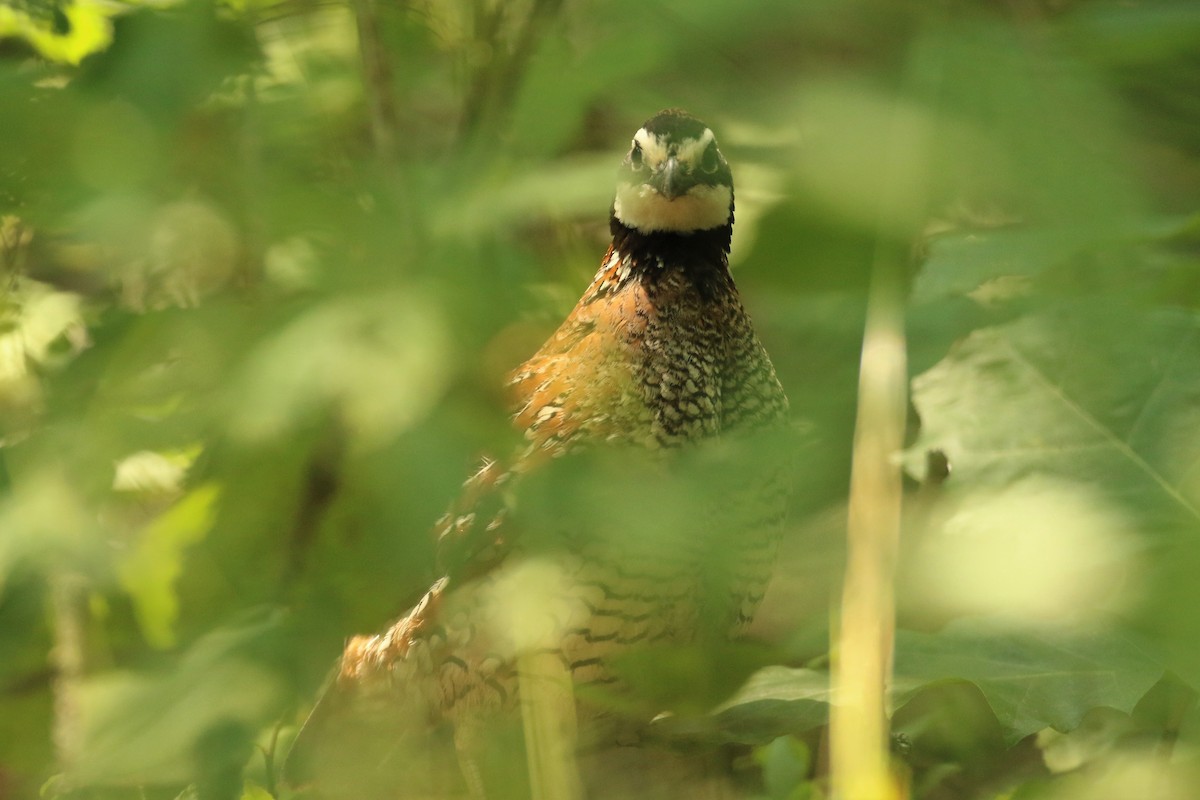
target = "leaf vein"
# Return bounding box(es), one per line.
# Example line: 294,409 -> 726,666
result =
1000,337 -> 1200,521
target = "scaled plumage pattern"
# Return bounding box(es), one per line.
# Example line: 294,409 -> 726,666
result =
289,109 -> 790,797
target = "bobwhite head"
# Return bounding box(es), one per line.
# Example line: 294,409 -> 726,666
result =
612,109 -> 734,236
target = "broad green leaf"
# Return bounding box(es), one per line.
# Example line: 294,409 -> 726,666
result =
710,667 -> 831,745
903,305 -> 1200,627
894,623 -> 1165,745
913,227 -> 1093,306
900,304 -> 1196,745
907,305 -> 1200,533
649,667 -> 831,746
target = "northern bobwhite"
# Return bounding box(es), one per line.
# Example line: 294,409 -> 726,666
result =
287,109 -> 791,798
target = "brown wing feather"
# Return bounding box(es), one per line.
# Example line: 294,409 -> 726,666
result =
509,245 -> 651,455
434,246 -> 651,582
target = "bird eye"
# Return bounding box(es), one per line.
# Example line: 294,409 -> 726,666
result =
700,144 -> 720,174
630,140 -> 643,167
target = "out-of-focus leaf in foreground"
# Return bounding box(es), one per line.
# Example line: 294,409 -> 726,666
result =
0,0 -> 113,64
71,613 -> 290,786
117,482 -> 220,649
224,292 -> 450,452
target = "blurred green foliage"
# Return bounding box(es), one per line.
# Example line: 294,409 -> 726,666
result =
2,0 -> 1200,798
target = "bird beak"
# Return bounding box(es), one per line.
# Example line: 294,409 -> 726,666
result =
653,156 -> 688,201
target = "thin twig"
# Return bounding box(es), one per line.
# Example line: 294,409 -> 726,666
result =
458,0 -> 565,146
458,2 -> 505,142
352,0 -> 399,162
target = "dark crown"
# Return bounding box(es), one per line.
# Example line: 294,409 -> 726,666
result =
641,108 -> 711,141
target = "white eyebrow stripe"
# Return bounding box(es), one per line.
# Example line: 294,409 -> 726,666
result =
633,127 -> 716,168
633,128 -> 669,166
675,128 -> 715,164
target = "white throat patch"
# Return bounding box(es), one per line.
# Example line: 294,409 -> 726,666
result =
613,181 -> 732,233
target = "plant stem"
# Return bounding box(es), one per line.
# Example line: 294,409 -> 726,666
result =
831,247 -> 907,800
829,65 -> 928,795
51,570 -> 87,780
518,650 -> 582,800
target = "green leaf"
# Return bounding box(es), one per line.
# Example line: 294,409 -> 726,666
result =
651,666 -> 830,746
913,227 -> 1091,306
72,614 -> 288,785
894,622 -> 1165,745
76,2 -> 260,122
903,304 -> 1200,629
118,482 -> 220,649
224,293 -> 450,452
0,0 -> 113,64
907,305 -> 1200,532
756,736 -> 812,800
711,667 -> 831,745
0,466 -> 108,591
604,641 -> 780,719
240,782 -> 274,800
